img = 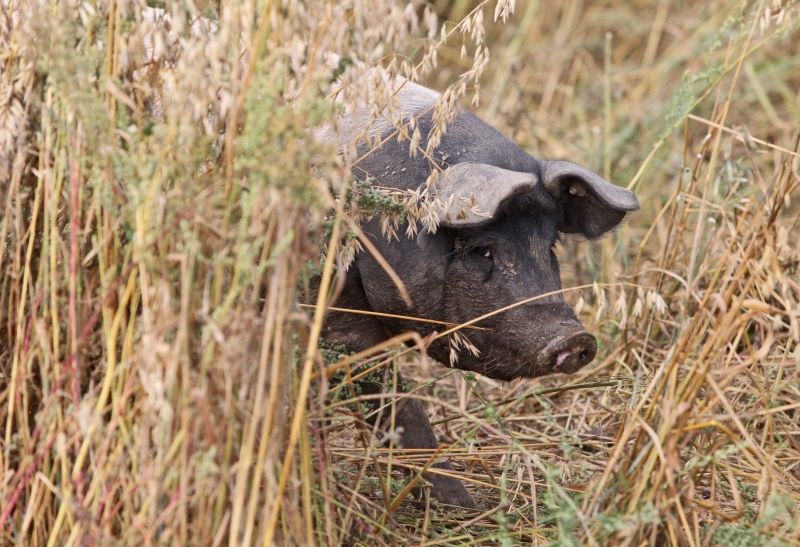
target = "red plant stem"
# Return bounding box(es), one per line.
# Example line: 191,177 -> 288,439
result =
68,126 -> 81,407
0,431 -> 57,533
0,200 -> 188,531
9,288 -> 45,441
21,289 -> 44,356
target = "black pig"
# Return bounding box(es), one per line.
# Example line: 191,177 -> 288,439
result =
320,77 -> 639,508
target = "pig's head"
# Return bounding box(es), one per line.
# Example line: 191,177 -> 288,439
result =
356,160 -> 638,381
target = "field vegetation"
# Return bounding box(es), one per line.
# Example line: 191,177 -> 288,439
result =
1,0 -> 799,544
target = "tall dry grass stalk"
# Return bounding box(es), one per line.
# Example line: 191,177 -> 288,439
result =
1,0 -> 799,545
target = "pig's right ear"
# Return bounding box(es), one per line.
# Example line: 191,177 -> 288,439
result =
541,160 -> 639,238
431,162 -> 539,227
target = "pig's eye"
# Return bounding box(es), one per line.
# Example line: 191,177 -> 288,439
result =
472,246 -> 493,261
467,246 -> 494,281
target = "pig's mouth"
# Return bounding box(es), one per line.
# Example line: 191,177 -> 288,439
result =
430,328 -> 597,381
481,328 -> 598,379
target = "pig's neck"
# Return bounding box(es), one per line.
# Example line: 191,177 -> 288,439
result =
310,268 -> 390,352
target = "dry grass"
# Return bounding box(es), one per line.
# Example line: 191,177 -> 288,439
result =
1,0 -> 800,545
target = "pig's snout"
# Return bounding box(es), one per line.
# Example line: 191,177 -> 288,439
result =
540,330 -> 597,374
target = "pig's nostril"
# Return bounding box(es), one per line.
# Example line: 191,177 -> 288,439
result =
578,350 -> 588,362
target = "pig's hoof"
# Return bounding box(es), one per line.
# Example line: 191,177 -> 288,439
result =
427,466 -> 477,509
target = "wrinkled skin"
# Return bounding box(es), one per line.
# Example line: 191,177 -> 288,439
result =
317,83 -> 637,510
354,190 -> 600,384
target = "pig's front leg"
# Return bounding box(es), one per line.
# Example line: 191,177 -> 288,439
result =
319,272 -> 475,508
391,397 -> 477,509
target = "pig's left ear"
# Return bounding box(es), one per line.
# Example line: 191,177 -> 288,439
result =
541,160 -> 639,238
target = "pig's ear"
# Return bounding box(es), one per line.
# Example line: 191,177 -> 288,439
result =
541,160 -> 639,238
432,162 -> 538,227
